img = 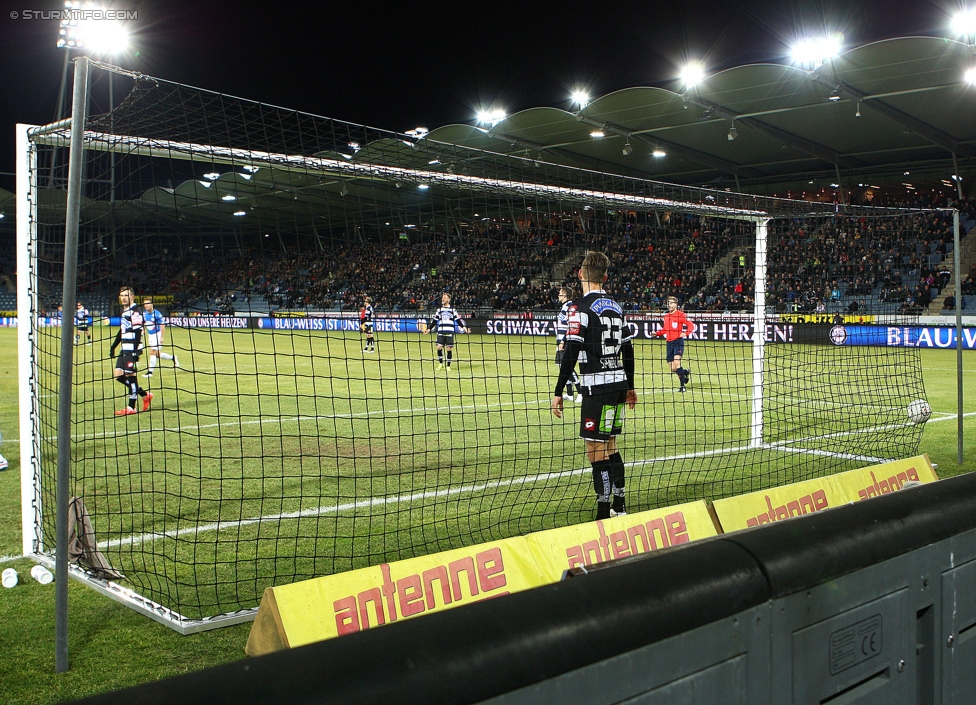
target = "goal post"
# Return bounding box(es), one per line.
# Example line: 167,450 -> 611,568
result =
17,60 -> 941,631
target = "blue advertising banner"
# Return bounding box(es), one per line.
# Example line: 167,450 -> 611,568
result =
836,325 -> 976,350
256,317 -> 427,333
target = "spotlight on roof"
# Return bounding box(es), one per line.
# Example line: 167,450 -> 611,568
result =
232,210 -> 246,216
622,141 -> 633,156
652,148 -> 667,158
790,33 -> 844,68
965,66 -> 976,85
589,129 -> 606,138
950,9 -> 976,38
680,62 -> 706,89
476,108 -> 507,127
727,122 -> 738,141
571,90 -> 590,109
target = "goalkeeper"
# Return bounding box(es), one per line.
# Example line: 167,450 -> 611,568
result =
110,286 -> 152,416
654,296 -> 696,393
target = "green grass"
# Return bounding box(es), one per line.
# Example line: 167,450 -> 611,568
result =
0,326 -> 973,703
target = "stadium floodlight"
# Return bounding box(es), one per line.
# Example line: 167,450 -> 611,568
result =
221,194 -> 236,201
622,141 -> 633,156
589,129 -> 605,138
950,9 -> 976,39
56,2 -> 130,54
652,148 -> 667,158
203,172 -> 220,180
680,62 -> 706,89
965,66 -> 976,85
571,90 -> 590,109
232,210 -> 246,216
790,33 -> 844,68
476,108 -> 507,127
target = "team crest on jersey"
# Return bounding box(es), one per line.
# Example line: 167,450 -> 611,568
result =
584,419 -> 596,431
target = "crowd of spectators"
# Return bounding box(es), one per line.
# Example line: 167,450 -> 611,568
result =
22,191 -> 975,317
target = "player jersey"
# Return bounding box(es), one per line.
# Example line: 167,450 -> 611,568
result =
564,290 -> 636,391
144,308 -> 165,335
655,309 -> 696,342
430,306 -> 465,336
361,304 -> 374,324
555,300 -> 572,344
75,307 -> 90,326
119,304 -> 144,353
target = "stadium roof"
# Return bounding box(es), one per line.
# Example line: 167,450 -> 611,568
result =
423,37 -> 976,193
3,37 -> 972,234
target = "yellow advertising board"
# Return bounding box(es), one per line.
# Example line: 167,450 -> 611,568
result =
711,454 -> 937,532
524,500 -> 719,579
245,500 -> 717,656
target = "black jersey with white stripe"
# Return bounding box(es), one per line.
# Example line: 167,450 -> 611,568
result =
362,304 -> 374,324
564,290 -> 635,392
429,306 -> 465,335
555,300 -> 572,343
119,304 -> 144,352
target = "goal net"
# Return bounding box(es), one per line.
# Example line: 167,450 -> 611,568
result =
18,62 -> 936,630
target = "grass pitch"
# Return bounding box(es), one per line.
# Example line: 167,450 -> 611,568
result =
20,324 -> 929,619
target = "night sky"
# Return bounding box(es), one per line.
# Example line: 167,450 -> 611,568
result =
0,0 -> 960,193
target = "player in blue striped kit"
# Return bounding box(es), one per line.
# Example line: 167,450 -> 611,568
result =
427,293 -> 468,371
142,298 -> 180,377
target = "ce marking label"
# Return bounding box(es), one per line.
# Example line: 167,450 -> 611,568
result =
830,615 -> 883,674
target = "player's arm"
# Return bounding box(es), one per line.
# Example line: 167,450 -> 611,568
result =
457,316 -> 468,333
131,328 -> 143,360
553,340 -> 581,397
622,340 -> 637,409
681,313 -> 696,337
109,329 -> 121,358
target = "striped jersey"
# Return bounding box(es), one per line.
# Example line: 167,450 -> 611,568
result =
75,307 -> 90,326
429,306 -> 465,336
361,304 -> 374,324
555,300 -> 573,343
564,290 -> 636,392
144,308 -> 165,335
119,304 -> 145,353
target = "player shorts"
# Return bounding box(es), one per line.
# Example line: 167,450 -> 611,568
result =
435,334 -> 455,347
146,331 -> 161,350
115,352 -> 138,374
76,323 -> 89,332
578,388 -> 628,442
361,322 -> 374,334
666,339 -> 685,362
554,348 -> 564,365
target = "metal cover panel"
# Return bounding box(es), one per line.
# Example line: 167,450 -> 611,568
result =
791,588 -> 911,704
941,558 -> 976,705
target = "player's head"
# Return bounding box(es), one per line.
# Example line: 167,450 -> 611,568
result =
119,286 -> 135,307
558,287 -> 573,302
364,296 -> 372,304
667,296 -> 679,311
76,301 -> 83,309
143,297 -> 155,311
579,251 -> 609,285
441,293 -> 451,305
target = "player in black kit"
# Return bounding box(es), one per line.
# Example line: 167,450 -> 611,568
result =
552,251 -> 637,520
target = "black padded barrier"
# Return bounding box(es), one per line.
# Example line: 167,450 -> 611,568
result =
68,472 -> 976,705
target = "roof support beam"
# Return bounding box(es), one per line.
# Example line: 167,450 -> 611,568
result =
680,95 -> 861,170
812,77 -> 976,158
575,116 -> 763,179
